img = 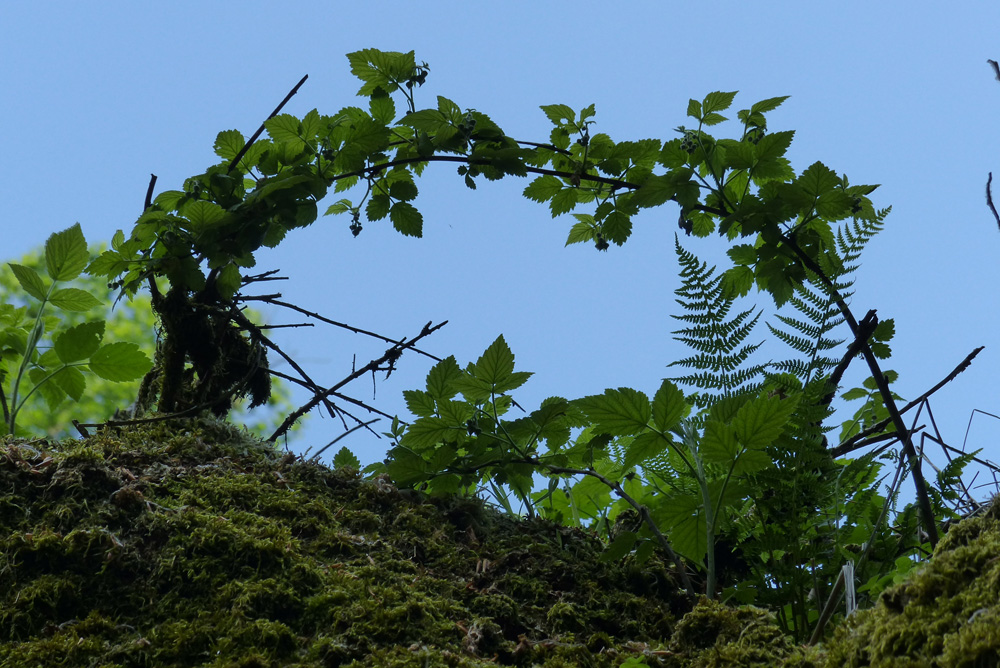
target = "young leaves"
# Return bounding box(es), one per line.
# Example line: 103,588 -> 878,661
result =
1,224 -> 152,435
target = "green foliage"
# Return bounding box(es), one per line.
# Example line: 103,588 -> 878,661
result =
8,48 -> 980,648
0,225 -> 151,436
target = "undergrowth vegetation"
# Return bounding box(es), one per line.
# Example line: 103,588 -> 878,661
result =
2,47 -> 997,658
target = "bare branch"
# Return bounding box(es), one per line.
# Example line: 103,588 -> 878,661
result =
228,74 -> 309,174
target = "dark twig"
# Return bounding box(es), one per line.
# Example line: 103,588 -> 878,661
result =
227,74 -> 309,174
309,419 -> 381,462
780,233 -> 940,546
251,296 -> 442,362
987,173 -> 1000,231
832,347 -> 983,457
144,174 -> 157,211
268,320 -> 447,442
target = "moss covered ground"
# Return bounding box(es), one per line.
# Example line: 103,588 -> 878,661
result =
1,417 -> 997,666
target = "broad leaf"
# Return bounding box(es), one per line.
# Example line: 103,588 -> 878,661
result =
45,223 -> 89,282
8,263 -> 47,301
575,388 -> 651,436
48,288 -> 102,312
54,320 -> 105,363
88,342 -> 152,382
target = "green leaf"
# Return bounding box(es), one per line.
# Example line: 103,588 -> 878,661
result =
426,356 -> 462,401
388,179 -> 419,202
184,201 -> 227,227
624,431 -> 671,471
523,175 -> 563,203
48,288 -> 102,312
754,130 -> 795,163
88,342 -> 152,382
732,393 -> 799,451
366,195 -> 391,221
702,91 -> 738,114
631,174 -> 675,209
215,264 -> 242,301
600,532 -> 637,562
264,113 -> 303,143
656,492 -> 706,561
549,188 -> 578,217
52,365 -> 86,403
8,263 -> 47,301
602,211 -> 632,245
727,244 -> 757,266
54,320 -> 105,363
701,112 -> 728,126
798,161 -> 840,197
700,419 -> 739,465
402,416 -> 461,448
324,198 -> 353,216
390,201 -> 423,237
347,49 -> 417,96
750,96 -> 790,114
575,388 -> 651,436
332,446 -> 362,471
214,129 -> 246,160
565,221 -> 596,246
540,104 -> 575,126
403,389 -> 437,418
45,223 -> 89,282
474,335 -> 515,387
651,380 -> 687,431
686,99 -> 702,119
721,266 -> 754,298
369,87 -> 396,124
29,367 -> 66,410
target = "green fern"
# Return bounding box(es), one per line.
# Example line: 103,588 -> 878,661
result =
768,207 -> 888,384
668,235 -> 767,409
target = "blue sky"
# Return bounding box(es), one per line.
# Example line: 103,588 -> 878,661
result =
2,3 -> 998,495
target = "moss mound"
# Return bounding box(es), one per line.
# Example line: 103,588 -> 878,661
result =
1,417 -> 698,667
792,495 -> 1000,667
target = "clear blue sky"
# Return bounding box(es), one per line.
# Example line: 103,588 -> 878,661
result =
2,3 -> 998,495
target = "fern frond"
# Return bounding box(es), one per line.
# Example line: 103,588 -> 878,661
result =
668,236 -> 767,409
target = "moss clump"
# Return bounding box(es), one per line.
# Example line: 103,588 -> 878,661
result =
788,496 -> 1000,667
1,416 -> 694,667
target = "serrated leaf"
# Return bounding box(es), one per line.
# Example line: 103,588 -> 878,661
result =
702,91 -> 738,114
624,431 -> 671,471
540,104 -> 575,125
388,179 -> 419,202
721,266 -> 754,298
54,320 -> 105,363
390,201 -> 423,237
549,188 -> 578,217
45,223 -> 89,282
754,131 -> 795,163
332,446 -> 362,471
652,380 -> 687,431
603,211 -> 632,245
264,113 -> 302,143
575,388 -> 651,436
48,288 -> 102,312
565,221 -> 596,246
687,99 -> 702,119
727,244 -> 757,266
184,200 -> 227,227
700,419 -> 739,465
29,367 -> 67,410
474,335 -> 515,387
214,129 -> 246,160
798,161 -> 840,197
369,88 -> 396,125
324,198 -> 353,216
426,356 -> 462,401
656,492 -> 706,561
215,264 -> 242,301
732,393 -> 799,451
750,96 -> 790,114
701,112 -> 728,126
523,175 -> 563,203
631,174 -> 675,209
403,389 -> 437,418
366,195 -> 391,221
52,365 -> 86,402
8,263 -> 47,301
401,416 -> 462,448
88,342 -> 152,382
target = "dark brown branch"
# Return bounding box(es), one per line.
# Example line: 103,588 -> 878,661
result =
228,74 -> 309,174
144,174 -> 157,211
250,296 -> 442,362
822,309 -> 879,408
268,320 -> 447,442
779,233 -> 940,546
987,173 -> 1000,231
309,419 -> 381,462
831,346 -> 983,457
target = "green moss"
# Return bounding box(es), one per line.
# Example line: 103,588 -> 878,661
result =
1,416 -> 694,666
802,496 -> 1000,667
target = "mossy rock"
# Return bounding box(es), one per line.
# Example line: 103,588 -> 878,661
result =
786,495 -> 1000,667
4,417 -> 995,666
1,417 -> 697,667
